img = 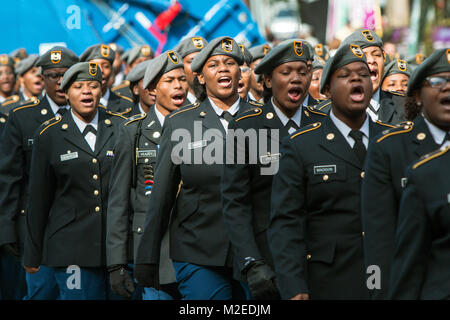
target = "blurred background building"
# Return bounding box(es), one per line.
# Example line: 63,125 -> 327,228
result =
2,0 -> 449,57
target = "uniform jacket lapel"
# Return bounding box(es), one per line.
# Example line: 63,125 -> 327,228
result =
319,116 -> 363,169
35,97 -> 54,126
140,107 -> 162,146
61,113 -> 95,156
411,116 -> 440,157
94,110 -> 114,156
201,99 -> 226,137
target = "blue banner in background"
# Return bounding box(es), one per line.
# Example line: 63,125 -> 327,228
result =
2,0 -> 266,55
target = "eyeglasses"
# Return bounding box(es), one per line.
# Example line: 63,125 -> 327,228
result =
43,72 -> 65,82
240,67 -> 251,73
425,76 -> 450,90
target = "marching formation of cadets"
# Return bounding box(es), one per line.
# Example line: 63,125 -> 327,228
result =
0,28 -> 449,300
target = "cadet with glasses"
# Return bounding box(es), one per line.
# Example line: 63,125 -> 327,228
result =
362,48 -> 450,299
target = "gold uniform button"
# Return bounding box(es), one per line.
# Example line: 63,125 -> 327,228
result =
323,174 -> 329,181
94,190 -> 99,196
92,158 -> 98,164
137,227 -> 142,233
93,174 -> 98,180
362,232 -> 365,237
361,171 -> 365,178
306,254 -> 311,260
95,206 -> 100,212
326,133 -> 335,140
416,132 -> 426,140
20,209 -> 25,214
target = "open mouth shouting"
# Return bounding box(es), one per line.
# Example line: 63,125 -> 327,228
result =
218,76 -> 232,89
287,87 -> 303,103
170,91 -> 185,106
440,95 -> 450,108
349,85 -> 365,103
369,66 -> 378,84
80,96 -> 95,108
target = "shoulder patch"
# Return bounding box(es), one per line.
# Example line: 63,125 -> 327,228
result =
1,95 -> 19,106
125,112 -> 147,126
375,120 -> 396,128
376,123 -> 414,143
106,110 -> 128,120
290,122 -> 321,139
12,98 -> 40,113
169,102 -> 200,118
235,107 -> 262,122
306,106 -> 326,116
115,92 -> 134,103
39,116 -> 61,135
412,145 -> 450,170
112,80 -> 130,92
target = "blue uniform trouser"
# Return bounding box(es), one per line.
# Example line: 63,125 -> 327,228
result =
53,266 -> 144,300
172,261 -> 249,300
24,265 -> 59,300
0,251 -> 27,300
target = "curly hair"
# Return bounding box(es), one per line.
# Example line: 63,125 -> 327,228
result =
403,96 -> 422,121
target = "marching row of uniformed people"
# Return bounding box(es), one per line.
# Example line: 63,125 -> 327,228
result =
0,29 -> 448,300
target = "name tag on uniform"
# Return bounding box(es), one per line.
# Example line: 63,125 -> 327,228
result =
60,152 -> 78,162
28,139 -> 34,147
106,150 -> 114,157
138,149 -> 157,158
314,165 -> 337,175
188,140 -> 207,150
260,153 -> 281,164
401,177 -> 408,188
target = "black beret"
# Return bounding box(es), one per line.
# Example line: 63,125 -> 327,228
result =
36,46 -> 79,71
254,39 -> 313,75
80,44 -> 116,65
127,45 -> 154,65
406,48 -> 450,96
9,48 -> 28,60
320,42 -> 368,93
0,54 -> 15,70
382,59 -> 411,82
248,43 -> 271,62
60,62 -> 103,91
190,36 -> 244,73
342,28 -> 383,49
143,50 -> 184,88
174,36 -> 208,59
406,53 -> 426,66
126,60 -> 152,83
15,54 -> 39,76
109,43 -> 124,55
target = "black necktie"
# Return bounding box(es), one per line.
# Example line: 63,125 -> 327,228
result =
57,108 -> 67,116
221,111 -> 235,122
285,119 -> 300,132
82,124 -> 97,137
349,129 -> 366,164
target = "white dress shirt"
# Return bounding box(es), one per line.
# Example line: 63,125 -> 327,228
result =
208,97 -> 240,133
424,117 -> 450,147
100,88 -> 111,107
71,109 -> 99,151
368,88 -> 381,122
46,95 -> 69,115
154,105 -> 166,127
330,109 -> 370,149
271,97 -> 302,135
